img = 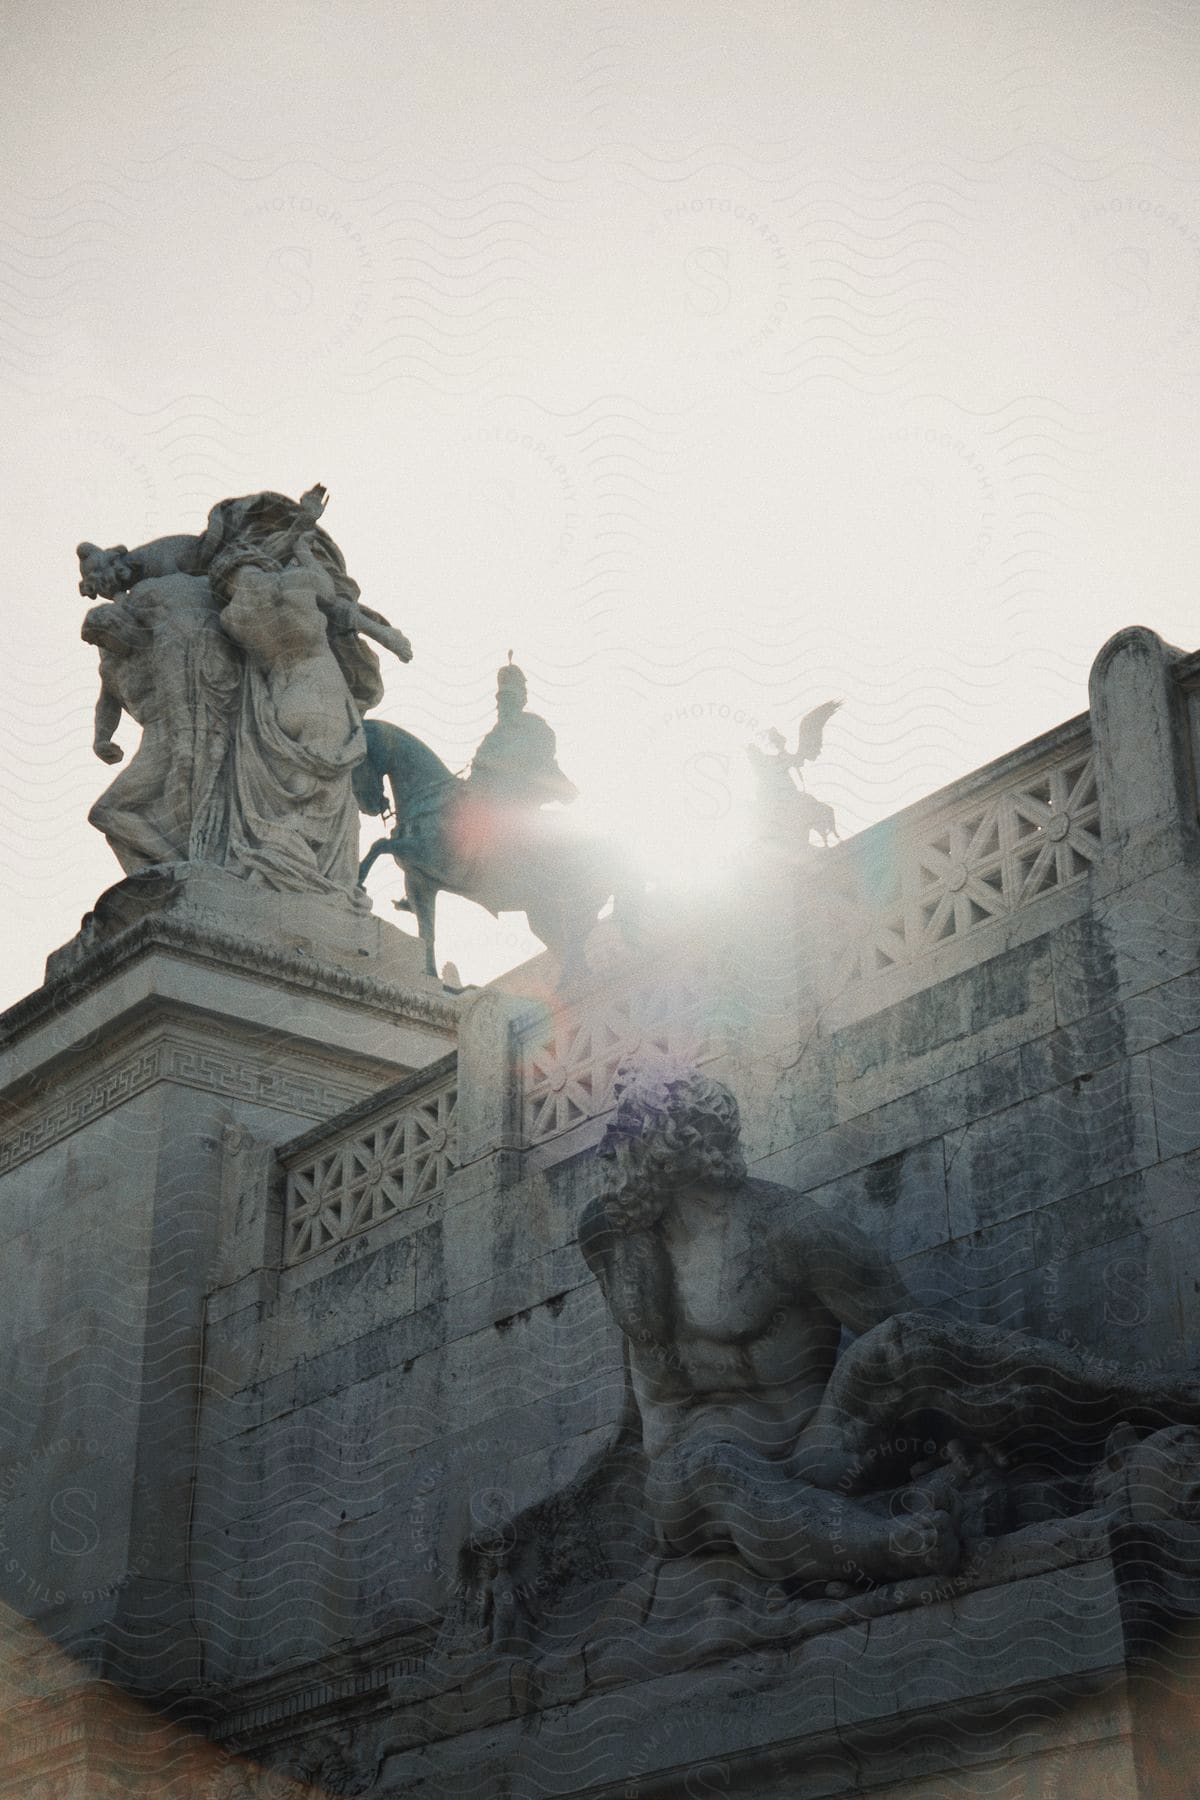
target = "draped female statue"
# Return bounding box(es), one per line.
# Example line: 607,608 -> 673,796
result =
77,486 -> 408,899
217,539 -> 368,896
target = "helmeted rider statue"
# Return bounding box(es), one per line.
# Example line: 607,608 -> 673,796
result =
457,654 -> 579,870
468,653 -> 578,808
353,653 -> 619,982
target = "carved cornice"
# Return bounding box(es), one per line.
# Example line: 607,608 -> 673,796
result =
209,1631 -> 436,1753
0,914 -> 459,1054
280,1051 -> 459,1161
0,1018 -> 388,1177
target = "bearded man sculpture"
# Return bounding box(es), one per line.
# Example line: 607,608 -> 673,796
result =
462,1059 -> 1200,1644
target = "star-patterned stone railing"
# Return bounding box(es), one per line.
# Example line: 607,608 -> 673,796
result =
844,718 -> 1102,984
280,1053 -> 457,1265
516,960 -> 719,1149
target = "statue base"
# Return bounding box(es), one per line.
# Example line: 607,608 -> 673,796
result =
43,862 -> 432,990
0,865 -> 458,1699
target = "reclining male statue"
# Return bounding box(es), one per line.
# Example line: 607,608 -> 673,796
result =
459,1059 -> 1200,1643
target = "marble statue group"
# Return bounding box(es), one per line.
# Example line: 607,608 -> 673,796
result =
76,485 -> 645,978
78,482 -> 842,980
78,485 -> 408,899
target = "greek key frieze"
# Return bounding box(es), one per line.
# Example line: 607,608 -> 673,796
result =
0,1031 -> 375,1177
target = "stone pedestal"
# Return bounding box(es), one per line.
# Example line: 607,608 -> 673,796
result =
0,874 -> 458,1699
372,1542 -> 1140,1797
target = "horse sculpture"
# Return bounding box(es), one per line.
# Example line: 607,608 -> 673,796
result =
353,719 -> 639,985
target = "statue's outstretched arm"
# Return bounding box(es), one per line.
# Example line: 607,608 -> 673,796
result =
335,600 -> 413,666
291,536 -> 414,665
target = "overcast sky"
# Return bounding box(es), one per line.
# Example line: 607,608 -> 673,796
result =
4,0 -> 1200,1001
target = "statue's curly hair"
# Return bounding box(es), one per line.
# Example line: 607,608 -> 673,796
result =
601,1056 -> 746,1229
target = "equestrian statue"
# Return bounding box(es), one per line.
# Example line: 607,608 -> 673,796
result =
355,656 -> 640,984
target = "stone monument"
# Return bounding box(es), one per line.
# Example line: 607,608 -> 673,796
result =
0,489 -> 456,1789
76,483 -> 410,903
2,534 -> 1200,1796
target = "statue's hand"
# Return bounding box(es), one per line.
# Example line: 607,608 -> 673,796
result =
370,621 -> 414,663
298,482 -> 328,525
94,740 -> 124,765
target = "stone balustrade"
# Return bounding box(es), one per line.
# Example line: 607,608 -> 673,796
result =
514,957 -> 718,1149
510,718 -> 1108,1153
838,717 -> 1101,985
274,630 -> 1198,1244
279,1053 -> 457,1265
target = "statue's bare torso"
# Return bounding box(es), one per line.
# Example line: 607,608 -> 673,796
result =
469,1063 -> 1200,1617
582,1178 -> 903,1468
222,566 -> 352,756
577,1175 -> 959,1578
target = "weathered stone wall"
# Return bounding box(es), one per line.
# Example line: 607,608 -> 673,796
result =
0,910 -> 457,1703
3,626 -> 1199,1793
183,628 -> 1200,1794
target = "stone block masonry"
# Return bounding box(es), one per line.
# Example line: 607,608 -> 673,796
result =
2,626 -> 1200,1794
